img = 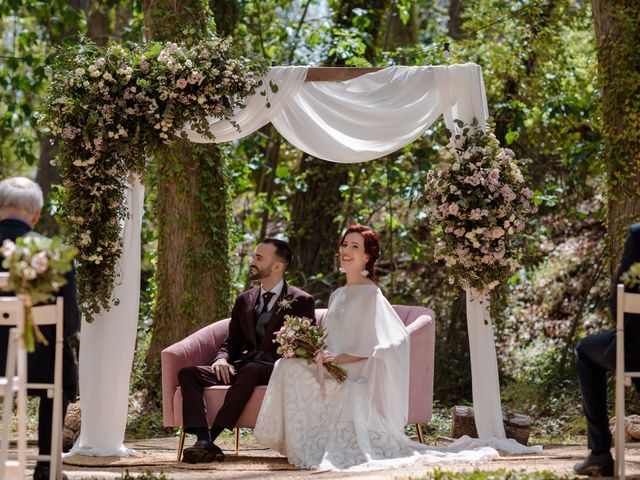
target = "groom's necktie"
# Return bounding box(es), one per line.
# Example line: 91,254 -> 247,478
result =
256,291 -> 276,342
259,291 -> 275,314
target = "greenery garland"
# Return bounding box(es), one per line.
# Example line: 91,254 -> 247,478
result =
40,37 -> 268,321
424,119 -> 538,292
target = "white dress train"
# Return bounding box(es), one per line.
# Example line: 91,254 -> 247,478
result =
254,284 -> 500,471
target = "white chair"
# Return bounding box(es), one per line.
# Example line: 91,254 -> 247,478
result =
0,296 -> 64,480
0,298 -> 28,480
615,284 -> 640,479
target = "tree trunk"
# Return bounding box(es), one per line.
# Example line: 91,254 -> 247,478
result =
288,1 -> 390,301
591,0 -> 640,278
143,0 -> 234,388
447,0 -> 465,40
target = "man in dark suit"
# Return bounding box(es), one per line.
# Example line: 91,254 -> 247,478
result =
0,177 -> 81,480
574,223 -> 640,476
178,238 -> 315,463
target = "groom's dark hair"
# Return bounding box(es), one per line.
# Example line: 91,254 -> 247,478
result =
261,238 -> 293,269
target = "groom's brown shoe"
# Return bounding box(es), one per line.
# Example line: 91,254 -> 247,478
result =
573,452 -> 613,476
182,440 -> 225,463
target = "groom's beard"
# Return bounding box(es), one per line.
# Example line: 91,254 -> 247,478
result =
249,264 -> 272,280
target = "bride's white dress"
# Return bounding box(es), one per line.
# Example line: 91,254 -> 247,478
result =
254,284 -> 500,471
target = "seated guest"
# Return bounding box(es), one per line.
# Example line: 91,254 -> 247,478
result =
0,177 -> 81,480
178,238 -> 314,463
574,223 -> 640,476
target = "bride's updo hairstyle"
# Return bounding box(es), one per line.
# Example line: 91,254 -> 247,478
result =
339,225 -> 380,281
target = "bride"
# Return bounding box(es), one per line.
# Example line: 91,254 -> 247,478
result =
254,225 -> 499,470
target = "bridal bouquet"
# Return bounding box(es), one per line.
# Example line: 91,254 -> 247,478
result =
424,119 -> 538,292
1,235 -> 77,351
274,315 -> 348,383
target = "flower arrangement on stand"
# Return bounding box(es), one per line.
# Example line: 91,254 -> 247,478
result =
1,235 -> 77,351
424,119 -> 538,294
40,37 -> 268,320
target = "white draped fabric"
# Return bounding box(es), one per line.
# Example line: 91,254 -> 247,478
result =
78,63 -> 537,456
70,180 -> 144,456
185,64 -> 489,162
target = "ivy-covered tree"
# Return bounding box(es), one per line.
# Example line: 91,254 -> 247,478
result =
591,0 -> 640,277
142,0 -> 234,391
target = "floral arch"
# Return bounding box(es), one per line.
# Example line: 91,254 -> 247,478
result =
44,39 -> 534,456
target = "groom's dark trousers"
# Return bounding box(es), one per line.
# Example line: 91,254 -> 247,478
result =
178,282 -> 314,432
576,222 -> 640,455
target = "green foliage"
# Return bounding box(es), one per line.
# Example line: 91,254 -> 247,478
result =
409,469 -> 577,480
0,1 -> 85,173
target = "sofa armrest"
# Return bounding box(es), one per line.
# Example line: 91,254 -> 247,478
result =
405,309 -> 436,424
161,318 -> 230,426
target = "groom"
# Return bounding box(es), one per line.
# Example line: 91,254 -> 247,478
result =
178,238 -> 315,463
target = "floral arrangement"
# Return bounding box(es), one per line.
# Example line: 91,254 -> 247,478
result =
1,235 -> 77,351
40,37 -> 268,320
423,119 -> 538,292
621,263 -> 640,290
274,315 -> 348,383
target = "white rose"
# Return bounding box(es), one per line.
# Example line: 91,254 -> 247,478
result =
22,267 -> 37,280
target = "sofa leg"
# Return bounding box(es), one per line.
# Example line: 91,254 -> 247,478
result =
177,427 -> 186,461
416,423 -> 425,444
235,427 -> 240,455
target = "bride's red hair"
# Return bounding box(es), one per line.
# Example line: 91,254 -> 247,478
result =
339,225 -> 380,281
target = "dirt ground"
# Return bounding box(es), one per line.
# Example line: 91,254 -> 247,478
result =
16,436 -> 640,480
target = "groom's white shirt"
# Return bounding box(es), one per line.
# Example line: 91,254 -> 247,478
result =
257,279 -> 284,313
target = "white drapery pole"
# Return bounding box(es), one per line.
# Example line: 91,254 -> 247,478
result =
465,289 -> 506,438
70,179 -> 144,456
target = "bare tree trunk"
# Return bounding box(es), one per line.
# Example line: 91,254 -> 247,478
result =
592,0 -> 640,278
447,0 -> 465,40
143,0 -> 234,387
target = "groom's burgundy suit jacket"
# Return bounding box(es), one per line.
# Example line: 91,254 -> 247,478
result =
214,281 -> 315,365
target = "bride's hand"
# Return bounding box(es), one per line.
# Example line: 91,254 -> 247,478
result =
314,349 -> 335,364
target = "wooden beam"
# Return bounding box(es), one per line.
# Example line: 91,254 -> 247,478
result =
305,67 -> 383,82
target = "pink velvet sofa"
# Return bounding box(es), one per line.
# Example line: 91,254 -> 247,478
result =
161,305 -> 435,459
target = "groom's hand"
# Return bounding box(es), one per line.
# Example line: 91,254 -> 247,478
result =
211,359 -> 236,384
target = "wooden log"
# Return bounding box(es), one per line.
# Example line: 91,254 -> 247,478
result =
451,405 -> 532,446
63,402 -> 81,452
305,67 -> 383,82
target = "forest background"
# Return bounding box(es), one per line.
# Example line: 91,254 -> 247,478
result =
1,0 -> 639,442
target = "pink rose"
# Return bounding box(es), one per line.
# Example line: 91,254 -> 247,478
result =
30,251 -> 48,274
469,209 -> 483,221
176,78 -> 188,89
448,203 -> 460,216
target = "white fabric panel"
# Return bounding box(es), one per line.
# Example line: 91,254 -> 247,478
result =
69,179 -> 144,456
272,66 -> 444,163
184,63 -> 489,164
464,289 -> 542,453
465,289 -> 506,439
183,66 -> 309,143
